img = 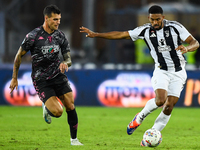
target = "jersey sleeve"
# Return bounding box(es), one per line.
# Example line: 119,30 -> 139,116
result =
128,25 -> 147,41
60,32 -> 70,55
21,31 -> 36,52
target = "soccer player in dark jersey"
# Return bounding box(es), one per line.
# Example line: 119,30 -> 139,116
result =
9,5 -> 83,146
80,5 -> 199,146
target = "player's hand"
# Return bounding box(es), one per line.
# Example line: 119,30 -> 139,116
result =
9,78 -> 18,94
175,45 -> 188,54
80,26 -> 96,38
59,63 -> 68,73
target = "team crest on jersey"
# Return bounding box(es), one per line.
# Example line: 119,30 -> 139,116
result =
48,36 -> 52,42
165,30 -> 170,37
158,39 -> 171,52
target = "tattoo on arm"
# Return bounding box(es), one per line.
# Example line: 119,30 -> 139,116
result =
62,52 -> 72,67
12,47 -> 27,79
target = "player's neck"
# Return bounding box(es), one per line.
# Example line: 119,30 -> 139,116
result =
42,23 -> 54,34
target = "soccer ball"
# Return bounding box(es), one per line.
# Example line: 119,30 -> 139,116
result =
141,128 -> 162,147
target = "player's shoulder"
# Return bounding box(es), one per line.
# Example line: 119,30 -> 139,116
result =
55,29 -> 68,42
55,29 -> 65,37
164,20 -> 184,28
129,23 -> 150,36
26,26 -> 43,38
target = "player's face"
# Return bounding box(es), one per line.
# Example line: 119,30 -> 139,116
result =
148,14 -> 164,30
47,13 -> 61,31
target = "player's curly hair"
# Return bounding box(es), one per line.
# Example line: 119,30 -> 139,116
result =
148,5 -> 163,14
43,4 -> 61,17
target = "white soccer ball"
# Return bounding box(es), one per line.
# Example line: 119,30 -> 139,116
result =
141,128 -> 162,147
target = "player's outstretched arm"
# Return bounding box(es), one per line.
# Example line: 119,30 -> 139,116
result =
80,26 -> 131,40
9,47 -> 27,93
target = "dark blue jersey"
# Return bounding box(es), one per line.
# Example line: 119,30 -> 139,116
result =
21,26 -> 70,81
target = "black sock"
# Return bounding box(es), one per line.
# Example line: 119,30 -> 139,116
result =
67,109 -> 78,139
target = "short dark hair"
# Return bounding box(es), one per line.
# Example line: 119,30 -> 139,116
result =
148,5 -> 163,14
43,4 -> 61,17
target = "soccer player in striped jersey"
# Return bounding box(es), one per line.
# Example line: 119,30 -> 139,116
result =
80,5 -> 199,145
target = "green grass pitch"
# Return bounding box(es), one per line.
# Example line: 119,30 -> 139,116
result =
0,106 -> 200,150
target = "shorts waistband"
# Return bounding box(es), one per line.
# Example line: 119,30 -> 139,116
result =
158,66 -> 182,72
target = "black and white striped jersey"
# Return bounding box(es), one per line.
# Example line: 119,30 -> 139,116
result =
128,19 -> 191,72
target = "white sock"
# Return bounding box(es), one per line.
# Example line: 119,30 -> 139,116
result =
152,111 -> 171,131
136,98 -> 158,124
71,138 -> 77,141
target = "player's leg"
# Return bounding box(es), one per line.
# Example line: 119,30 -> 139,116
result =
44,96 -> 63,117
152,69 -> 187,131
127,69 -> 169,135
152,96 -> 178,131
42,96 -> 63,124
54,73 -> 83,145
59,92 -> 83,145
33,79 -> 63,124
59,92 -> 77,138
127,89 -> 167,135
137,89 -> 168,123
137,70 -> 169,123
152,69 -> 186,131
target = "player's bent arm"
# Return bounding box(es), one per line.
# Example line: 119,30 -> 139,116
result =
62,52 -> 72,67
12,46 -> 27,79
59,52 -> 71,73
185,35 -> 199,52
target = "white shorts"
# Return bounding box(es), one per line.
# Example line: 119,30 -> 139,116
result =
151,68 -> 187,98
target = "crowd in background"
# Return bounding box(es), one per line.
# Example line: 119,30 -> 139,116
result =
1,0 -> 200,69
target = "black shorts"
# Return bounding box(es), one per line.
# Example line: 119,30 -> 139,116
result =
33,73 -> 72,103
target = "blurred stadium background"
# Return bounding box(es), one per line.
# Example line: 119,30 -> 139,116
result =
0,0 -> 200,107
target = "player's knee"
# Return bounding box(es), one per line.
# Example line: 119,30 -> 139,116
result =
65,103 -> 75,111
155,98 -> 166,107
155,93 -> 168,106
55,111 -> 63,118
53,108 -> 63,118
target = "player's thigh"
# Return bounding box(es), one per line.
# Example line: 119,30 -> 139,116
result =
151,69 -> 170,91
154,89 -> 168,106
168,70 -> 187,97
58,92 -> 75,111
45,96 -> 63,115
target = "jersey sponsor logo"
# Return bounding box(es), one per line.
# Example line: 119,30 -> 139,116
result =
158,39 -> 171,52
41,45 -> 59,55
49,48 -> 54,53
